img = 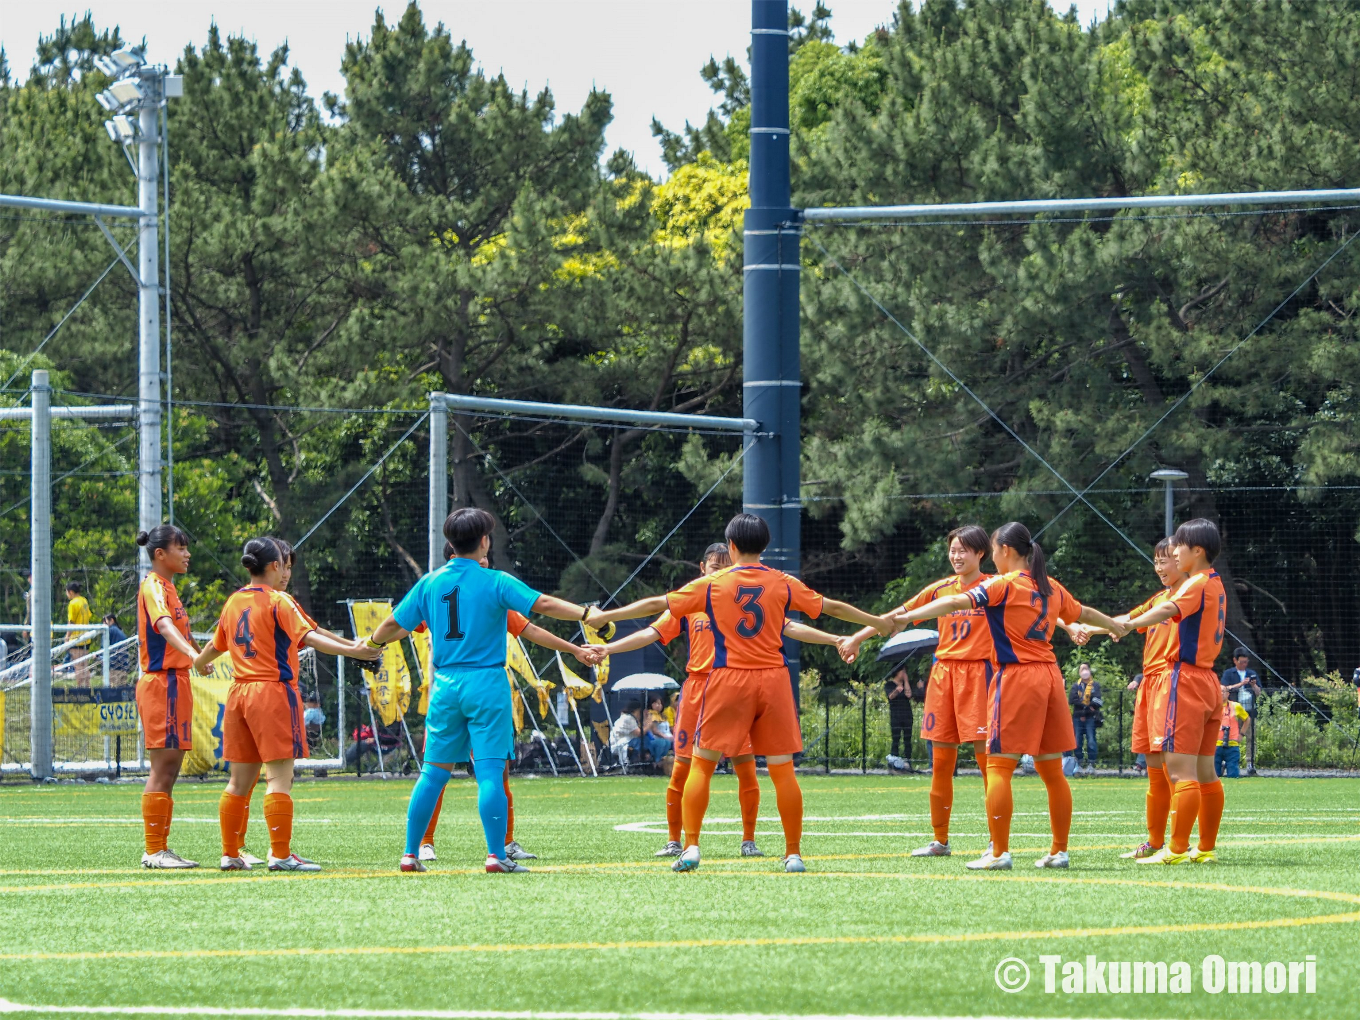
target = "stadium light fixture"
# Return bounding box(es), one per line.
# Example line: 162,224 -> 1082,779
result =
1149,468 -> 1189,538
104,115 -> 137,145
94,49 -> 143,78
104,78 -> 145,108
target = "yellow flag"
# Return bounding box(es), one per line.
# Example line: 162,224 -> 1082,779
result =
347,600 -> 411,726
410,627 -> 433,716
506,632 -> 537,686
557,652 -> 595,701
582,621 -> 611,687
181,656 -> 235,776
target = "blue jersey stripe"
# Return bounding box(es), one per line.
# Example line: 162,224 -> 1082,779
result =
706,586 -> 727,669
273,605 -> 295,683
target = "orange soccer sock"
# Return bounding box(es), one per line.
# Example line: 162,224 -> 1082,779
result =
504,770 -> 516,843
666,757 -> 692,843
1145,765 -> 1171,849
734,758 -> 761,842
263,792 -> 294,860
1168,780 -> 1201,855
984,757 -> 1019,855
767,761 -> 803,857
1033,758 -> 1072,854
1197,778 -> 1224,852
218,791 -> 249,858
142,791 -> 172,855
681,755 -> 719,848
929,745 -> 958,844
421,788 -> 446,848
975,745 -> 989,794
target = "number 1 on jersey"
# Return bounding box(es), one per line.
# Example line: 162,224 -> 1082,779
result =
441,588 -> 465,641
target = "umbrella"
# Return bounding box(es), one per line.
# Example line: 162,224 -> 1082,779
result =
875,628 -> 939,662
610,672 -> 681,691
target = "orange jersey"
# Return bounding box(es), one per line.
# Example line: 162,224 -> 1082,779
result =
966,571 -> 1082,665
1130,588 -> 1178,671
507,610 -> 529,638
138,573 -> 193,673
665,563 -> 823,671
1166,569 -> 1226,668
211,586 -> 316,683
651,609 -> 716,674
279,590 -> 320,631
902,574 -> 994,660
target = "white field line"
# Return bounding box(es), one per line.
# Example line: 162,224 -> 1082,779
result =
612,820 -> 1352,838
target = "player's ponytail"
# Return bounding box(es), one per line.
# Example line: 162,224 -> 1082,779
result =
136,523 -> 188,558
241,536 -> 284,576
991,521 -> 1051,598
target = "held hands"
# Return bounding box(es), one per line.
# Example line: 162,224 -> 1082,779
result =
1066,623 -> 1094,647
352,639 -> 384,662
837,635 -> 861,664
578,644 -> 609,666
872,612 -> 900,637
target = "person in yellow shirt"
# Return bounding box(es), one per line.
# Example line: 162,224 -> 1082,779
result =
1214,685 -> 1250,779
65,581 -> 94,685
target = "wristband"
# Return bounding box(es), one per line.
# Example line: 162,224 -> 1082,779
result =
581,606 -> 592,622
366,637 -> 385,649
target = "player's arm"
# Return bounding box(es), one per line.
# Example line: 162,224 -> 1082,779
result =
528,593 -> 614,628
587,595 -> 669,626
820,598 -> 895,635
154,617 -> 200,659
782,620 -> 843,647
591,626 -> 663,658
369,615 -> 410,646
1076,605 -> 1128,640
192,639 -> 225,674
522,621 -> 594,663
304,627 -> 382,660
896,592 -> 973,625
1124,601 -> 1176,632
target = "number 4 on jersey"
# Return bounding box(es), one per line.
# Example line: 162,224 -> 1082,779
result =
233,608 -> 256,659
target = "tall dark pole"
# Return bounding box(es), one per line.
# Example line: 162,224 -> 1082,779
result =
744,0 -> 802,694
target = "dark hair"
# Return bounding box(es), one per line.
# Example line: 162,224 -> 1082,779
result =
1153,537 -> 1173,558
1233,646 -> 1250,659
136,523 -> 189,559
946,524 -> 990,559
991,521 -> 1051,597
65,581 -> 81,595
102,614 -> 118,626
1172,517 -> 1221,562
624,698 -> 642,714
444,507 -> 496,555
443,540 -> 455,561
241,536 -> 284,575
724,513 -> 770,555
275,538 -> 296,567
703,542 -> 732,569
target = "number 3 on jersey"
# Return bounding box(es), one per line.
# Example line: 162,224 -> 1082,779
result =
735,585 -> 765,638
233,608 -> 256,658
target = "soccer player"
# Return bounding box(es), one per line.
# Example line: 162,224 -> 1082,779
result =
134,524 -> 202,869
891,522 -> 1126,871
589,513 -> 894,874
367,508 -> 604,874
1124,519 -> 1228,865
585,541 -> 847,860
194,537 -> 380,872
1112,538 -> 1186,861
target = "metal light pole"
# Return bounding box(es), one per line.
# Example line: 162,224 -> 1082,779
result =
1150,468 -> 1189,538
428,393 -> 448,573
135,71 -> 164,572
29,371 -> 52,779
745,0 -> 803,691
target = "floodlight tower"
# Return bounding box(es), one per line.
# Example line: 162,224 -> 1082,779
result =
745,2 -> 803,687
95,50 -> 181,572
1149,468 -> 1189,538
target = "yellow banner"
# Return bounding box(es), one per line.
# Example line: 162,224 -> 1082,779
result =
348,601 -> 410,726
582,622 -> 610,700
410,627 -> 432,716
557,652 -> 595,701
181,659 -> 235,776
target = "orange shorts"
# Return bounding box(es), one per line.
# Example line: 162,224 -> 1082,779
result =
223,681 -> 309,763
1149,662 -> 1220,757
674,672 -> 753,759
1131,666 -> 1169,755
987,661 -> 1075,756
135,669 -> 193,750
920,659 -> 993,744
692,666 -> 801,758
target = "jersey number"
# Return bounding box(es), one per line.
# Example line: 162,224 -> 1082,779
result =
1025,592 -> 1050,642
735,585 -> 765,638
441,588 -> 465,641
233,609 -> 257,659
1214,593 -> 1225,645
948,618 -> 972,642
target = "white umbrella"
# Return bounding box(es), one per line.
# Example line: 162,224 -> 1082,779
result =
875,628 -> 940,662
610,672 -> 681,691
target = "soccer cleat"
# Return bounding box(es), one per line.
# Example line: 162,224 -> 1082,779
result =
418,843 -> 437,862
505,840 -> 537,861
485,855 -> 530,873
142,849 -> 198,869
740,840 -> 764,857
1120,841 -> 1163,860
238,847 -> 265,867
1034,851 -> 1069,869
965,850 -> 1013,871
400,853 -> 427,873
1188,847 -> 1218,864
655,840 -> 683,857
219,855 -> 251,871
672,845 -> 701,872
911,840 -> 951,857
268,853 -> 321,872
783,853 -> 806,873
1136,847 -> 1192,866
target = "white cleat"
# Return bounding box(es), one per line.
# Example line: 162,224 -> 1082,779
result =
1035,850 -> 1069,869
505,840 -> 537,861
740,840 -> 764,857
485,855 -> 530,873
400,853 -> 427,873
238,847 -> 265,867
142,849 -> 198,869
783,853 -> 807,873
965,850 -> 1013,871
268,853 -> 321,872
655,840 -> 683,857
672,845 -> 701,872
911,840 -> 951,857
418,843 -> 437,862
219,855 -> 250,871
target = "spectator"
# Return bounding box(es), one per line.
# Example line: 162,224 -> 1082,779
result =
1215,685 -> 1250,778
1068,662 -> 1103,773
643,694 -> 673,761
102,613 -> 128,646
609,699 -> 644,763
1221,647 -> 1262,770
303,696 -> 327,743
663,692 -> 679,731
65,581 -> 94,685
884,664 -> 914,771
101,613 -> 131,679
1127,672 -> 1146,773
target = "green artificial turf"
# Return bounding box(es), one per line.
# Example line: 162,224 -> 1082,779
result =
0,772 -> 1356,1018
